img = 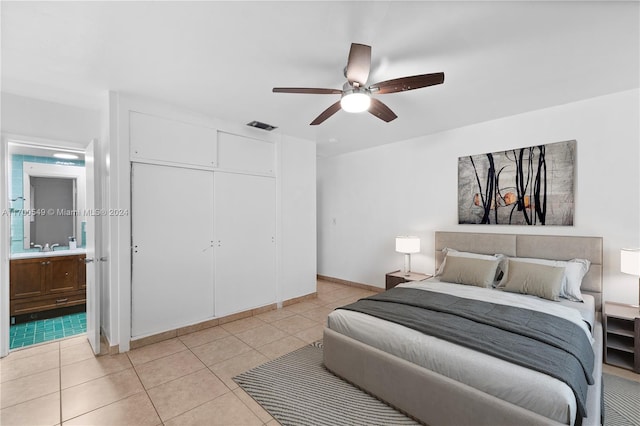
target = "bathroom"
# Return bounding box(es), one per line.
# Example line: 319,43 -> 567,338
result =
8,142 -> 88,349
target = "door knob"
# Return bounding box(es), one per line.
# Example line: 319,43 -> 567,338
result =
84,258 -> 95,264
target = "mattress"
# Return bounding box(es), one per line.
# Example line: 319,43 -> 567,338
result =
326,278 -> 597,425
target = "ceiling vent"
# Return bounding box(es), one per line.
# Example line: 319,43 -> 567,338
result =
247,121 -> 277,131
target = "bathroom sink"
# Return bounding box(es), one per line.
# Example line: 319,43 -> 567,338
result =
10,248 -> 87,259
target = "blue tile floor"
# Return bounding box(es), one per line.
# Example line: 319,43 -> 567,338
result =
10,312 -> 86,349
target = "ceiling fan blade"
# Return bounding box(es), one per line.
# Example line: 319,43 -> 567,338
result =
346,43 -> 371,86
370,72 -> 445,94
368,98 -> 398,122
273,87 -> 342,95
310,101 -> 342,125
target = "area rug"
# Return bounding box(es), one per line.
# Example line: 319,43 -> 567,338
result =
234,341 -> 418,426
234,342 -> 639,426
603,373 -> 640,426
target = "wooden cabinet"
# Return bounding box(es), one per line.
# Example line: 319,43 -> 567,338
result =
10,258 -> 47,299
10,254 -> 87,316
47,256 -> 78,294
604,302 -> 640,373
78,255 -> 86,290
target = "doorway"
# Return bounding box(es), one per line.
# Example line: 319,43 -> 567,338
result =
1,138 -> 99,356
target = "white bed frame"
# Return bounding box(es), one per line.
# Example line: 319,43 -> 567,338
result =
323,232 -> 603,426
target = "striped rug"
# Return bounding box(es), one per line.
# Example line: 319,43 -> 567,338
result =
233,341 -> 418,426
603,373 -> 640,426
234,342 -> 639,426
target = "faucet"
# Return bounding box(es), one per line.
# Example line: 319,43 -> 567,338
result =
43,243 -> 51,252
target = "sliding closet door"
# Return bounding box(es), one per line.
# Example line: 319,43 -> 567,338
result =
214,172 -> 276,316
131,163 -> 214,337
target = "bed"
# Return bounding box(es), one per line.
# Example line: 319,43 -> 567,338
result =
323,232 -> 603,426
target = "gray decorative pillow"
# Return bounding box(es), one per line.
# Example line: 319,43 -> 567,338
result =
502,260 -> 565,301
439,255 -> 501,288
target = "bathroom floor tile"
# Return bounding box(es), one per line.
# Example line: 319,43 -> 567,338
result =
9,312 -> 87,350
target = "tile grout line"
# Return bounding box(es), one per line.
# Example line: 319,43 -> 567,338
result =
1,282 -> 347,424
126,354 -> 166,426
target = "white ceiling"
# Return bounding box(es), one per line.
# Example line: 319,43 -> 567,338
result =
2,1 -> 638,157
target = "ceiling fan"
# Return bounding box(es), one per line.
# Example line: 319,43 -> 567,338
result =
273,43 -> 444,125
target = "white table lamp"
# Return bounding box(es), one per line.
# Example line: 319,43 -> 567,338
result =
621,248 -> 640,309
396,236 -> 420,276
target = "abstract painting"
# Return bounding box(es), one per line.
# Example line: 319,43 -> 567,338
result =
458,140 -> 575,226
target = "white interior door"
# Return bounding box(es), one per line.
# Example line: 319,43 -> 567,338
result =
84,140 -> 101,354
214,172 -> 276,316
1,138 -> 9,357
131,163 -> 214,337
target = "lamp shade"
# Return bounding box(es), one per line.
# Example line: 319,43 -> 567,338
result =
396,236 -> 420,254
621,248 -> 640,276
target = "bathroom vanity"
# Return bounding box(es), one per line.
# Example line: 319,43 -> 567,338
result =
10,250 -> 86,317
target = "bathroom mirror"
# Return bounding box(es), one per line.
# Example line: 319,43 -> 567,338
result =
22,162 -> 86,250
29,177 -> 76,248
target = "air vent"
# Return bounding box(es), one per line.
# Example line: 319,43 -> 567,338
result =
247,121 -> 277,131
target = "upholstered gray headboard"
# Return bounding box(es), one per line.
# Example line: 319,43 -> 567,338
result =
435,232 -> 603,311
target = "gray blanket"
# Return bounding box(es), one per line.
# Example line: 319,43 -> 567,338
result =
337,287 -> 595,419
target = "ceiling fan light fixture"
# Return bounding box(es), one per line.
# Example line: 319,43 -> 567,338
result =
340,90 -> 371,113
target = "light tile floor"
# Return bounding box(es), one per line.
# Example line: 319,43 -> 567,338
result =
0,279 -> 374,425
3,280 -> 638,425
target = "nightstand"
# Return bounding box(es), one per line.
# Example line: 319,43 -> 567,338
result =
385,270 -> 432,290
603,302 -> 640,373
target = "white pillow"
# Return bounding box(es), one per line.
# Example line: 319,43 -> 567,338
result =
497,257 -> 590,302
436,248 -> 506,284
563,259 -> 591,302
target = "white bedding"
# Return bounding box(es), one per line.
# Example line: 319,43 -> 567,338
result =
326,278 -> 597,425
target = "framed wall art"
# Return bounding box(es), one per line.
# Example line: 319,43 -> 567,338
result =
458,140 -> 575,226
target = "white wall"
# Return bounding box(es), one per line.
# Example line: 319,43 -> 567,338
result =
317,89 -> 640,304
1,92 -> 100,144
279,135 -> 317,301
